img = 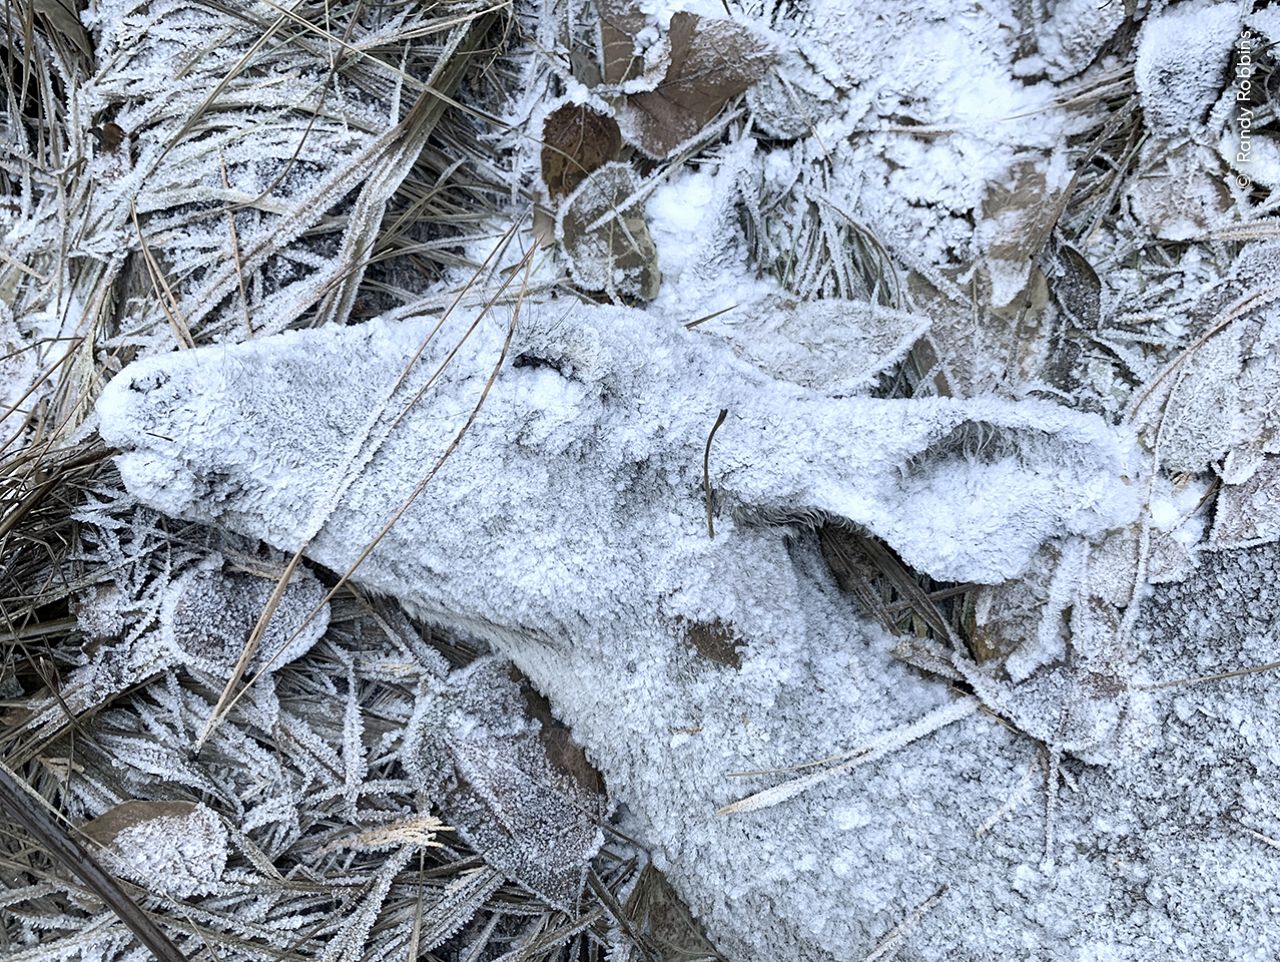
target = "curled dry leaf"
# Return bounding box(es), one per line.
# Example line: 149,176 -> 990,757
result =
1141,326 -> 1255,474
403,658 -> 608,912
541,103 -> 623,199
620,12 -> 775,159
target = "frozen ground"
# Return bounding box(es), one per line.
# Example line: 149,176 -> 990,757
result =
6,0 -> 1280,960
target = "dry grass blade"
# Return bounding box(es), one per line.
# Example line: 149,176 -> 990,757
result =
718,697 -> 979,815
863,885 -> 947,962
131,202 -> 196,350
310,13 -> 501,330
1137,658 -> 1280,691
218,151 -> 254,338
817,525 -> 956,641
491,905 -> 605,962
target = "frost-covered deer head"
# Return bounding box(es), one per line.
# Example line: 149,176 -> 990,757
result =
98,299 -> 1140,959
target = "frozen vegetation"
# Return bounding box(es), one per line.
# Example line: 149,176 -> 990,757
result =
5,0 -> 1280,960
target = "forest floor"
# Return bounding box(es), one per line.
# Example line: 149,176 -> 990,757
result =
4,1 -> 1280,960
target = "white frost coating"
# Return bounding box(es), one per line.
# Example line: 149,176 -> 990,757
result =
96,302 -> 1147,958
97,802 -> 228,899
744,0 -> 1078,285
701,296 -> 930,396
1136,1 -> 1245,135
1027,0 -> 1126,81
402,656 -> 608,911
97,302 -> 1136,586
161,565 -> 330,675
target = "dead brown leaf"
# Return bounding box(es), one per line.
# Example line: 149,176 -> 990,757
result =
558,162 -> 660,300
978,156 -> 1063,310
599,0 -> 648,85
81,800 -> 203,848
682,618 -> 744,669
541,103 -> 623,199
622,12 -> 774,158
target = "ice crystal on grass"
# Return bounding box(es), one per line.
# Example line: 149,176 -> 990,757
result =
3,0 -> 503,384
7,592 -> 635,962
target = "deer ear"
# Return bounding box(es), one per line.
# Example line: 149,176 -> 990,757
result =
717,394 -> 1140,586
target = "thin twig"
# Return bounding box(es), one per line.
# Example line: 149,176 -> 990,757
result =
703,409 -> 728,539
1138,658 -> 1280,691
863,885 -> 948,962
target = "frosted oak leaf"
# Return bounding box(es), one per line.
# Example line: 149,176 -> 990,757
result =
84,801 -> 228,899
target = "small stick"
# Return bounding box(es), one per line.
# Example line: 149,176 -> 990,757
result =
703,408 -> 728,538
863,885 -> 948,962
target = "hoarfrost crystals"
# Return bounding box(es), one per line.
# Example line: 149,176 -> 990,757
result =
95,296 -> 1144,961
90,802 -> 228,899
